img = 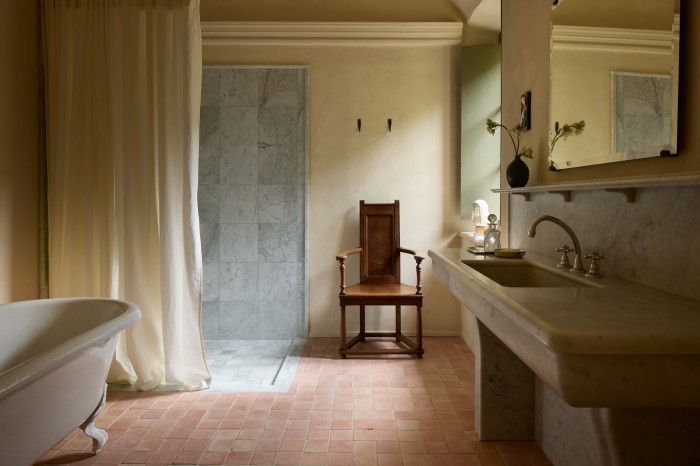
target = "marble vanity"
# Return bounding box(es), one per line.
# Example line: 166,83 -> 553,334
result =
429,248 -> 700,465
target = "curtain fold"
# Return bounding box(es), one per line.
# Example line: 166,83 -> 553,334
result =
41,0 -> 210,391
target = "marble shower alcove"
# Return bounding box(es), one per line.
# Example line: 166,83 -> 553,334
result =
198,66 -> 308,342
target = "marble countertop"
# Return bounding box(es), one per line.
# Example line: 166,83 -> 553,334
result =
429,248 -> 700,355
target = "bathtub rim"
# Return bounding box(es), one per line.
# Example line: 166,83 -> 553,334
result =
0,297 -> 141,399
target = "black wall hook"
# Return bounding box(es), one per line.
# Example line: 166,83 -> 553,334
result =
388,118 -> 392,132
357,118 -> 362,132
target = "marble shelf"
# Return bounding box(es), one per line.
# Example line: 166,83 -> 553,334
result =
492,172 -> 700,203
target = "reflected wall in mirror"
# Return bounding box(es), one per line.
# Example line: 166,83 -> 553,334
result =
549,0 -> 681,170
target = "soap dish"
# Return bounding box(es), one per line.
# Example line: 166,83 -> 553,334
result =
467,247 -> 493,255
494,248 -> 526,258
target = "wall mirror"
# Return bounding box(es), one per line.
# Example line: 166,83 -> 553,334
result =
549,0 -> 681,170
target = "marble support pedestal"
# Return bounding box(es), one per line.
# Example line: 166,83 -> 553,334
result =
475,320 -> 534,440
477,318 -> 700,464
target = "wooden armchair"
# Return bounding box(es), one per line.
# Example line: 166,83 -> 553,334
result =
335,200 -> 425,358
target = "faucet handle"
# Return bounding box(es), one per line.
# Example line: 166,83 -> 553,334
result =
555,245 -> 572,268
584,251 -> 605,278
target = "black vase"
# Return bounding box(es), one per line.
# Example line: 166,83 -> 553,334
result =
506,155 -> 529,188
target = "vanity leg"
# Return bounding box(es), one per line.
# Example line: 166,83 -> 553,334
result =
475,319 -> 535,441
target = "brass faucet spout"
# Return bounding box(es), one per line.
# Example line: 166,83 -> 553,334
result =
528,215 -> 585,273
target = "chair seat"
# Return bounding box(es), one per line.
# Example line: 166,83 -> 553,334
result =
340,284 -> 423,306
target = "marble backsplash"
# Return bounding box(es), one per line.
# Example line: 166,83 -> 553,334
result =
198,66 -> 308,340
509,184 -> 700,302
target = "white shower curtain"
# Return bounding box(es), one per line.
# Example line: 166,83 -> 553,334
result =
41,0 -> 210,390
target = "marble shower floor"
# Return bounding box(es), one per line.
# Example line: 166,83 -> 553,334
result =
204,339 -> 305,392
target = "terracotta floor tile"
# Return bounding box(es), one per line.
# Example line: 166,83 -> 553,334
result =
280,439 -> 306,452
250,450 -> 276,464
224,450 -> 254,465
199,450 -> 228,465
326,451 -> 353,465
275,451 -> 303,465
38,338 -> 553,466
375,441 -> 401,454
173,448 -> 203,464
121,450 -> 152,464
351,452 -> 378,466
377,453 -> 403,466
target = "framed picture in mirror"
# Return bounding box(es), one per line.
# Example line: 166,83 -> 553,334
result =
612,72 -> 673,160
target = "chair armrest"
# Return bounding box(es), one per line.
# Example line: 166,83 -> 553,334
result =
336,247 -> 362,295
398,247 -> 425,260
336,247 -> 362,261
399,247 -> 425,295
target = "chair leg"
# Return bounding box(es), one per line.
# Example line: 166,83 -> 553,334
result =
416,304 -> 423,359
359,305 -> 366,341
395,305 -> 401,341
340,305 -> 347,359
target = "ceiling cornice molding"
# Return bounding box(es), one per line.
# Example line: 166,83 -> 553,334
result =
201,22 -> 464,46
552,25 -> 674,55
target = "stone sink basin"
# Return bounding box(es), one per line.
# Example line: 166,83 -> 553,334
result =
461,260 -> 593,288
430,248 -> 700,409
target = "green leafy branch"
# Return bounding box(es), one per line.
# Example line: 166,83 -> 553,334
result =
486,119 -> 533,159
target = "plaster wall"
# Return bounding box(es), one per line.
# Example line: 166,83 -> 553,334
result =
0,1 -> 40,303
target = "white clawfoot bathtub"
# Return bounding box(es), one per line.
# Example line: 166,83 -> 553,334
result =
0,298 -> 140,466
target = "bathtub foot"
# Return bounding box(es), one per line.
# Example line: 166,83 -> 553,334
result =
80,384 -> 109,454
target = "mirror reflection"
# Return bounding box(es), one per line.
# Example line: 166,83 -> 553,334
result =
549,0 -> 680,170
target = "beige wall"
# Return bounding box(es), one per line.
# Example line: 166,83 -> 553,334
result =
204,43 -> 464,337
0,0 -> 40,303
502,0 -> 700,187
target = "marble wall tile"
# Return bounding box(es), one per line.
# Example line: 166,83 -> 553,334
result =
221,107 -> 258,147
201,301 -> 220,339
259,185 -> 297,224
258,300 -> 298,339
219,300 -> 259,339
197,185 -> 220,224
221,68 -> 259,107
220,185 -> 258,223
220,223 -> 258,262
220,262 -> 258,301
259,223 -> 298,263
199,66 -> 307,340
259,263 -> 298,301
221,145 -> 257,185
202,262 -> 220,302
201,68 -> 220,108
259,107 -> 297,147
259,68 -> 299,108
200,222 -> 219,264
509,185 -> 700,302
259,144 -> 296,185
199,150 -> 220,187
200,106 -> 220,148
199,107 -> 220,186
296,298 -> 307,339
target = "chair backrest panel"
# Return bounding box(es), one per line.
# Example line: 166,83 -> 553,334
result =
360,200 -> 401,284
